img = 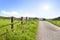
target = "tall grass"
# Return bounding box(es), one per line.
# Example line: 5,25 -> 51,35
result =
48,20 -> 60,27
0,18 -> 39,40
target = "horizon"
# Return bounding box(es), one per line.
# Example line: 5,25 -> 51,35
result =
0,15 -> 60,19
0,0 -> 60,19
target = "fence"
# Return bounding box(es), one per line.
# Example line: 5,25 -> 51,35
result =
0,16 -> 27,36
0,17 -> 39,40
0,17 -> 33,36
0,16 -> 38,40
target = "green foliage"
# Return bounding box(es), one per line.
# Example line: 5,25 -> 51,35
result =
48,20 -> 60,27
0,18 -> 39,40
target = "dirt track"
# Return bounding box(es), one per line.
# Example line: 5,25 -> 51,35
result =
36,21 -> 60,40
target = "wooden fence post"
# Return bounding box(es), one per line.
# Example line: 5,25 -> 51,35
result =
29,17 -> 31,21
21,17 -> 23,25
11,16 -> 14,32
26,17 -> 27,23
20,17 -> 25,33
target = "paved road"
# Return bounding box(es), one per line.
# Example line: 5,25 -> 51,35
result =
36,21 -> 60,40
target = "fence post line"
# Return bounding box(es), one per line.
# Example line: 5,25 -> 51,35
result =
20,17 -> 23,29
26,17 -> 27,23
21,17 -> 23,25
11,16 -> 14,32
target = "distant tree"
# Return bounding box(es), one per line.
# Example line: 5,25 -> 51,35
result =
52,17 -> 60,20
43,18 -> 46,20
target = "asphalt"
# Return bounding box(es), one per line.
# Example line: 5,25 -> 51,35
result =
36,21 -> 60,40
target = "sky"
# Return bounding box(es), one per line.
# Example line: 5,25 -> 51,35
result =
0,0 -> 60,19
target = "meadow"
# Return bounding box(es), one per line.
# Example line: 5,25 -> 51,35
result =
0,18 -> 39,40
48,20 -> 60,27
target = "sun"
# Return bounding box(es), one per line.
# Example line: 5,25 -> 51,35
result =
44,6 -> 48,10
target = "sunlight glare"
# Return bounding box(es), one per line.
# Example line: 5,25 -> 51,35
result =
44,5 -> 48,10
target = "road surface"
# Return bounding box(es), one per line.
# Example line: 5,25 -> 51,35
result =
36,21 -> 60,40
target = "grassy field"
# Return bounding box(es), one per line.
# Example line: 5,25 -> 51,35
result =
48,20 -> 60,27
0,18 -> 39,40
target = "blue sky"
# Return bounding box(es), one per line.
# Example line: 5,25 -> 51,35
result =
0,0 -> 60,19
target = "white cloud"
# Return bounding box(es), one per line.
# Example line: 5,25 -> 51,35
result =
1,9 -> 60,19
1,11 -> 7,13
1,10 -> 38,18
1,10 -> 20,17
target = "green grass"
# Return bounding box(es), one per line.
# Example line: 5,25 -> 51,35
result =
0,19 -> 19,25
0,18 -> 39,40
48,20 -> 60,27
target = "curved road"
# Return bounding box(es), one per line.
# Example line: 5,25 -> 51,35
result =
36,21 -> 60,40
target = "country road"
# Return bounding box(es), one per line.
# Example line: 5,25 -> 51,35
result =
36,21 -> 60,40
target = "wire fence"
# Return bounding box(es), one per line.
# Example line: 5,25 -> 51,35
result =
0,17 -> 30,36
0,16 -> 38,40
